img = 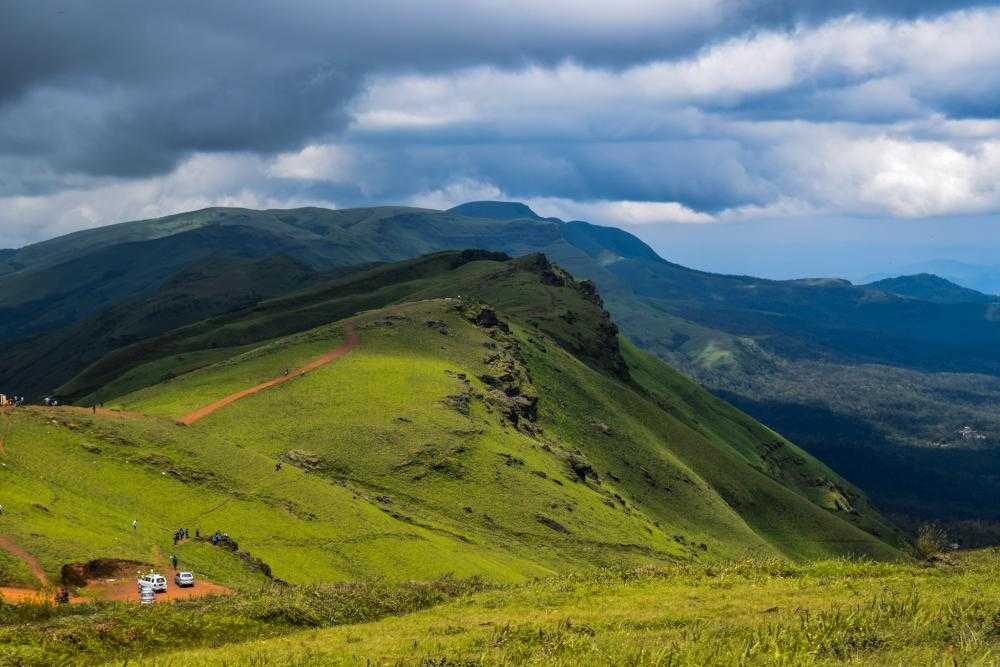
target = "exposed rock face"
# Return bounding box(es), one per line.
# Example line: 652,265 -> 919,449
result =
497,254 -> 629,380
512,253 -> 565,286
442,370 -> 474,416
462,303 -> 510,333
424,319 -> 451,335
576,279 -> 601,305
456,301 -> 543,435
567,454 -> 600,482
61,559 -> 146,586
536,514 -> 570,533
283,449 -> 328,471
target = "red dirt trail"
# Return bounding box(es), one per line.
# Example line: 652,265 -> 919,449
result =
0,535 -> 50,587
67,406 -> 149,420
0,535 -> 58,604
178,321 -> 359,425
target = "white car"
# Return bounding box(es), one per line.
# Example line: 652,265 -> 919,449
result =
139,585 -> 156,605
137,573 -> 167,593
174,571 -> 195,588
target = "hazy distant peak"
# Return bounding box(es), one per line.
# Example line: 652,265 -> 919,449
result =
865,273 -> 993,304
448,201 -> 542,221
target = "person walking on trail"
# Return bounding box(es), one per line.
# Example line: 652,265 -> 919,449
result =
132,519 -> 138,530
170,554 -> 178,570
275,461 -> 283,472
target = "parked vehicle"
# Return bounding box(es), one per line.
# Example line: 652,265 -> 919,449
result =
139,585 -> 155,605
137,573 -> 167,593
174,571 -> 195,588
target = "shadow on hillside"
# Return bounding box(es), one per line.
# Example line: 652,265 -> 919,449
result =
716,391 -> 1000,526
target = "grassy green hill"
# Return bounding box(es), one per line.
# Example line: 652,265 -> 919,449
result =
0,253 -> 902,610
3,202 -> 998,524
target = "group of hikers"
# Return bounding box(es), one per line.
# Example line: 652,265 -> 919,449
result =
0,394 -> 25,407
0,395 -> 65,407
209,531 -> 235,547
172,527 -> 192,545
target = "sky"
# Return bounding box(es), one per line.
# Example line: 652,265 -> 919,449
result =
2,1 -> 1000,279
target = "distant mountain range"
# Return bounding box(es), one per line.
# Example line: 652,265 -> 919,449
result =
864,260 -> 1000,297
2,202 -> 999,524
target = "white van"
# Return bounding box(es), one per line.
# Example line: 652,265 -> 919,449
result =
137,573 -> 167,593
138,585 -> 155,605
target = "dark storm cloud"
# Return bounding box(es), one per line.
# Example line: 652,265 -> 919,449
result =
2,0 -> 991,186
1,0 -> 1000,247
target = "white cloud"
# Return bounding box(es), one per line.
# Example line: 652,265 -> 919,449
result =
269,144 -> 355,181
529,197 -> 716,225
0,153 -> 336,248
340,8 -> 1000,221
774,133 -> 1000,218
408,178 -> 504,210
353,9 -> 1000,129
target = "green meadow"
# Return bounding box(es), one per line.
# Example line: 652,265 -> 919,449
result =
0,252 -> 927,665
155,552 -> 1000,667
1,554 -> 998,665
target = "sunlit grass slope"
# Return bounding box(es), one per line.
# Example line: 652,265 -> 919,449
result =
109,255 -> 899,566
0,403 -> 541,589
154,550 -> 1000,667
1,252 -> 899,599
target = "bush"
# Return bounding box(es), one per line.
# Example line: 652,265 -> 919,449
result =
915,523 -> 949,560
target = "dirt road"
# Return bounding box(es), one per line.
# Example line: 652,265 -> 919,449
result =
178,321 -> 359,425
83,574 -> 231,603
0,535 -> 61,604
0,535 -> 49,587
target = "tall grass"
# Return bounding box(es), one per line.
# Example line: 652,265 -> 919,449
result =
0,576 -> 487,666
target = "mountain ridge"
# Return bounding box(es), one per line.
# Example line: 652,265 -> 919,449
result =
2,202 -> 999,523
0,250 -> 902,602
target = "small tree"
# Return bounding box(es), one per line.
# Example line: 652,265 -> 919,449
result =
915,522 -> 949,560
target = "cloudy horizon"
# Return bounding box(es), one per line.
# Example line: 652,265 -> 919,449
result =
2,1 -> 999,279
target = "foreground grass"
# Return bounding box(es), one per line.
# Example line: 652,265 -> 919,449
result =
150,552 -> 1000,666
3,553 -> 999,665
0,577 -> 487,665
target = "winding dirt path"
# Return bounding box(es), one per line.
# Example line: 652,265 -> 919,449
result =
0,535 -> 59,603
0,536 -> 49,588
65,406 -> 149,421
178,322 -> 358,426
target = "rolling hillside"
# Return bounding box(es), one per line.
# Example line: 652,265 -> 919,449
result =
0,252 -> 902,608
2,202 -> 999,523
